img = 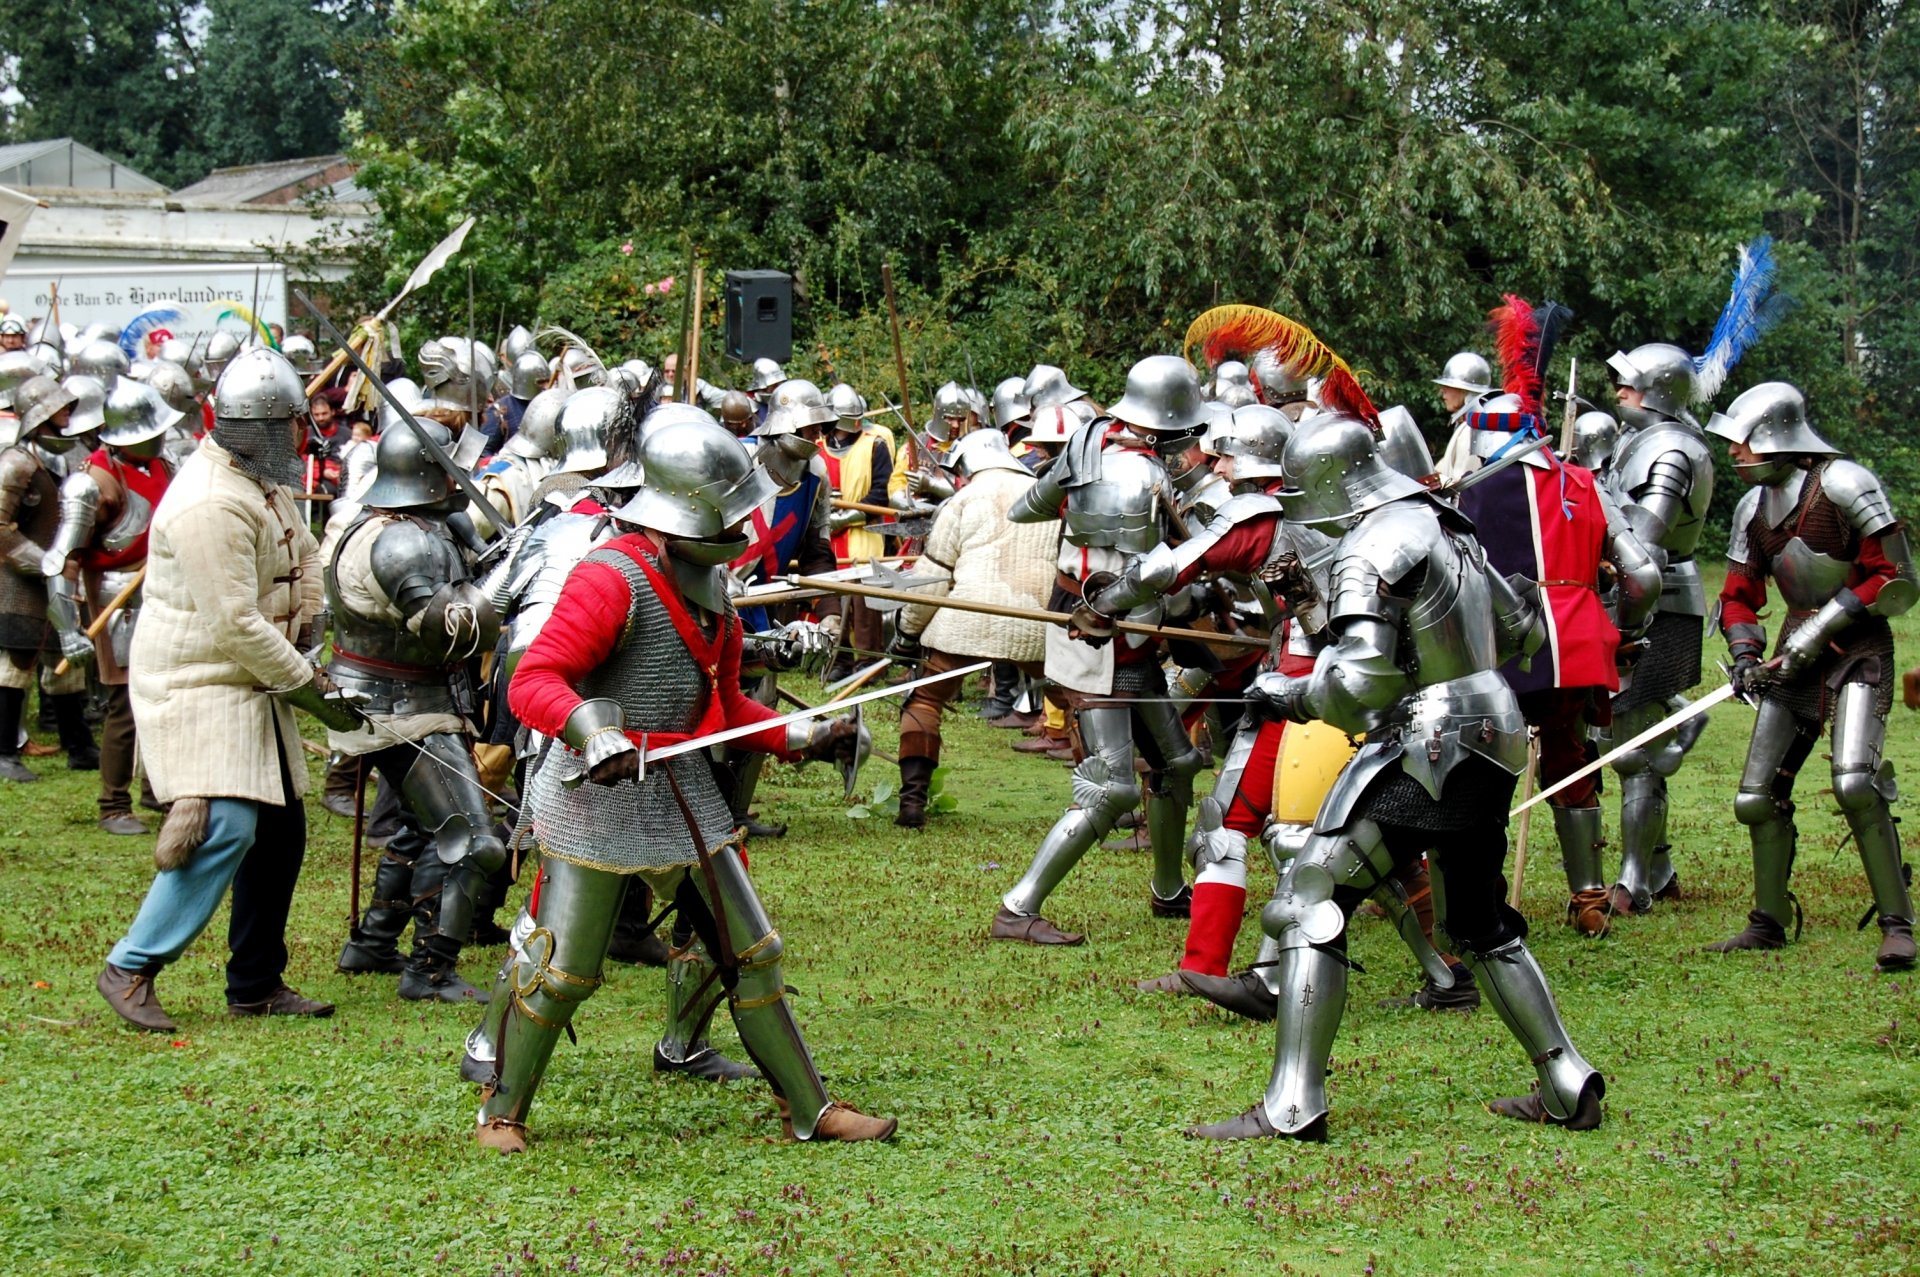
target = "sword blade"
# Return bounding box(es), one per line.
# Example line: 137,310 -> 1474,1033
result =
639,660 -> 990,765
1511,681 -> 1738,817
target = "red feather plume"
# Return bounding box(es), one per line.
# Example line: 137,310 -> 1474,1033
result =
1317,366 -> 1380,431
1489,294 -> 1542,414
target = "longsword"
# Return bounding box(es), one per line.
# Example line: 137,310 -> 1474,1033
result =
1511,680 -> 1740,816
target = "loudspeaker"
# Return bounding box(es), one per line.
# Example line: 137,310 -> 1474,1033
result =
724,270 -> 793,363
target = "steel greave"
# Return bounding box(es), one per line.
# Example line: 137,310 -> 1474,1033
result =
658,938 -> 727,1065
1614,771 -> 1667,907
1146,770 -> 1192,901
1552,803 -> 1606,893
1466,938 -> 1602,1121
1830,684 -> 1913,922
1258,941 -> 1348,1135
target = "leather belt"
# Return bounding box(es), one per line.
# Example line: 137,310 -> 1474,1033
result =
332,644 -> 457,679
1538,580 -> 1598,591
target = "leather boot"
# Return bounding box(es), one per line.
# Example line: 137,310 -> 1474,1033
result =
1705,909 -> 1790,952
1876,916 -> 1916,972
989,905 -> 1083,945
1178,968 -> 1278,1022
97,963 -> 176,1032
895,756 -> 935,829
400,937 -> 489,1003
53,693 -> 98,770
0,687 -> 37,783
779,1098 -> 897,1142
607,881 -> 671,966
1186,1105 -> 1326,1143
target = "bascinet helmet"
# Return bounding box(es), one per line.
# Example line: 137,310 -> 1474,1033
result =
211,348 -> 308,486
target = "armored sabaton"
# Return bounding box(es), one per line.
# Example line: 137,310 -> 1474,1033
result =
326,502 -> 506,995
1706,383 -> 1918,968
1192,416 -> 1603,1140
1001,416 -> 1209,932
1592,347 -> 1718,907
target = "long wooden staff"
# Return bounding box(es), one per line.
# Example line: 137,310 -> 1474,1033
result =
684,264 -> 705,404
1507,731 -> 1541,908
780,575 -> 1268,649
51,565 -> 146,677
832,497 -> 898,517
880,264 -> 918,471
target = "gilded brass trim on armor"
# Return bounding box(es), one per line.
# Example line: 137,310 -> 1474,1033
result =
735,930 -> 781,966
541,964 -> 604,991
730,988 -> 786,1010
509,990 -> 563,1031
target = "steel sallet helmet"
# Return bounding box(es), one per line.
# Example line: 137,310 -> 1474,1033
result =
507,349 -> 549,400
500,324 -> 536,363
560,345 -> 604,387
759,378 -> 837,436
1023,399 -> 1094,444
142,361 -> 198,417
0,314 -> 25,338
1023,364 -> 1088,410
1107,355 -> 1207,436
203,330 -> 244,383
1213,403 -> 1293,480
948,425 -> 1027,477
1706,381 -> 1837,485
507,387 -> 567,461
1572,410 -> 1619,473
615,412 -> 778,543
15,374 -> 78,438
155,336 -> 193,366
0,350 -> 38,410
59,374 -> 109,436
750,357 -> 788,393
717,389 -> 755,436
1376,404 -> 1437,483
1209,359 -> 1255,402
1280,410 -> 1427,527
279,334 -> 320,375
1606,343 -> 1696,422
929,381 -> 983,444
991,377 -> 1031,429
419,336 -> 497,412
552,385 -> 619,473
71,338 -> 130,382
1432,351 -> 1493,394
360,417 -> 458,510
827,382 -> 868,427
101,378 -> 184,449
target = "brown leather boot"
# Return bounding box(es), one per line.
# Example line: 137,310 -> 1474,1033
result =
228,985 -> 335,1018
1567,889 -> 1612,938
1705,909 -> 1789,952
1876,916 -> 1916,972
989,905 -> 1084,945
1488,1080 -> 1604,1131
780,1099 -> 898,1142
1134,971 -> 1191,993
475,1115 -> 528,1154
97,963 -> 177,1032
1185,1104 -> 1325,1142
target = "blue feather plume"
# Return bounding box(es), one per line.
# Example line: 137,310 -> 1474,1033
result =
118,306 -> 188,360
1692,236 -> 1792,403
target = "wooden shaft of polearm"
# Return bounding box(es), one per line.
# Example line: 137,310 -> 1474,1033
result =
832,497 -> 899,517
51,564 -> 148,677
306,331 -> 367,400
782,575 -> 1269,649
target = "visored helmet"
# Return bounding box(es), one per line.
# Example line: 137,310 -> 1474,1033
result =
507,387 -> 567,461
1280,410 -> 1426,527
560,345 -> 605,387
1571,410 -> 1619,473
101,378 -> 184,450
1706,382 -> 1837,484
59,374 -> 109,436
1023,363 -> 1088,410
991,377 -> 1031,430
1108,355 -> 1207,435
1213,403 -> 1294,480
419,336 -> 497,412
360,417 -> 458,510
1606,342 -> 1696,422
948,426 -> 1027,477
507,349 -> 548,400
929,381 -> 984,444
71,338 -> 130,382
1432,351 -> 1492,394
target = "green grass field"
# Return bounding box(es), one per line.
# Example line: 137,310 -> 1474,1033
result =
6,604 -> 1920,1275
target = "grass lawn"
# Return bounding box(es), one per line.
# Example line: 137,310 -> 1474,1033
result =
5,589 -> 1919,1275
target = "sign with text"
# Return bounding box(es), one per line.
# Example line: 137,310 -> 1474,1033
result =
0,262 -> 287,335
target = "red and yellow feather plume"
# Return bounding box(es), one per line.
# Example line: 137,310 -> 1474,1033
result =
1183,304 -> 1378,429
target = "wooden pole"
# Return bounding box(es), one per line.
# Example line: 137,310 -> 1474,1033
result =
784,575 -> 1269,649
52,564 -> 146,677
1507,731 -> 1541,908
832,497 -> 898,517
880,263 -> 918,472
684,264 -> 705,404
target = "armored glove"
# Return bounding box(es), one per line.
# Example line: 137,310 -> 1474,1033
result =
828,507 -> 866,533
1069,570 -> 1120,645
908,468 -> 955,502
768,619 -> 834,673
589,752 -> 641,786
279,670 -> 367,733
1729,651 -> 1770,696
794,714 -> 861,764
1245,672 -> 1311,724
57,626 -> 94,667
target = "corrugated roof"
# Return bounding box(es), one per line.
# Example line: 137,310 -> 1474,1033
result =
172,155 -> 354,205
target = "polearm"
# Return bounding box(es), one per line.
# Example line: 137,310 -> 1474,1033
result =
305,216 -> 476,398
1557,358 -> 1579,456
880,264 -> 918,470
295,289 -> 503,543
51,564 -> 146,677
685,264 -> 705,404
782,575 -> 1269,649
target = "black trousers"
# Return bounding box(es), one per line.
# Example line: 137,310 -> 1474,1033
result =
224,736 -> 310,1002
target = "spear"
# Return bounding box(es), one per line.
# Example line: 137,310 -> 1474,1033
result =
780,575 -> 1268,649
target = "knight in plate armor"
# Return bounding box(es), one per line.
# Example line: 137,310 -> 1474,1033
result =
327,418 -> 507,1003
468,413 -> 890,1153
1189,404 -> 1607,1141
39,379 -> 180,828
1705,383 -> 1917,970
995,355 -> 1212,943
0,374 -> 93,781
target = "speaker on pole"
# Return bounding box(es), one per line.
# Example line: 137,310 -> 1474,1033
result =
724,270 -> 793,363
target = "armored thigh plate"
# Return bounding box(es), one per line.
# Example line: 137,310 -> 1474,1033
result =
1263,820 -> 1389,947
